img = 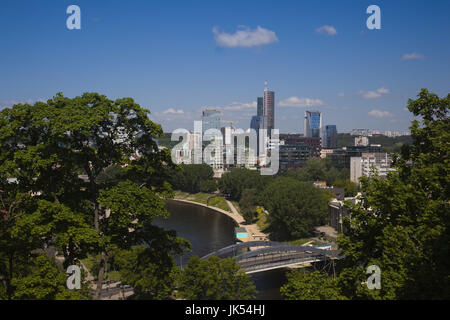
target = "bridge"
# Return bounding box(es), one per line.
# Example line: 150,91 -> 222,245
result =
201,241 -> 343,274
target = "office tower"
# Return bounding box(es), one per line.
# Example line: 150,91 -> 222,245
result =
201,109 -> 221,134
263,82 -> 275,133
250,115 -> 267,132
250,114 -> 267,157
279,134 -> 322,158
304,110 -> 322,138
324,125 -> 338,149
257,97 -> 264,116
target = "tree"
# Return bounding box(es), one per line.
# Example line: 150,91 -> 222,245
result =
177,255 -> 257,300
281,270 -> 345,300
218,168 -> 271,201
199,180 -> 217,193
0,93 -> 183,299
260,178 -> 332,240
239,188 -> 258,224
333,179 -> 358,197
284,158 -> 348,186
169,164 -> 215,194
337,89 -> 450,299
113,226 -> 190,300
10,254 -> 89,300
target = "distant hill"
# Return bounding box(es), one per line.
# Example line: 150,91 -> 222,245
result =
156,132 -> 180,149
337,133 -> 413,153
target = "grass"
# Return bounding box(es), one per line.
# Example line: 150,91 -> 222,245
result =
173,190 -> 232,212
286,238 -> 324,246
81,254 -> 98,272
106,270 -> 121,282
255,207 -> 270,232
230,200 -> 241,215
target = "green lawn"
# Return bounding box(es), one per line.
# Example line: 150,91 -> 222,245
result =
173,190 -> 231,212
255,208 -> 270,232
230,200 -> 241,215
286,238 -> 323,246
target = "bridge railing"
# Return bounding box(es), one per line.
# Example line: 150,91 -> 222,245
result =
200,241 -> 288,260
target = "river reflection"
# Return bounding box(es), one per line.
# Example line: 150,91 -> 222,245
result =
152,199 -> 286,300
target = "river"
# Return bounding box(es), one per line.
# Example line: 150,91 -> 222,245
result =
152,199 -> 287,300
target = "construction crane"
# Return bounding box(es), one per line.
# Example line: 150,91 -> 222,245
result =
221,120 -> 235,129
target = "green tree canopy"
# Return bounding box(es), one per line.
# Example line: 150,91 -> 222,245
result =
239,188 -> 258,224
284,158 -> 348,186
169,164 -> 215,194
281,270 -> 345,300
0,92 -> 185,299
113,226 -> 190,300
218,168 -> 272,201
177,255 -> 257,300
260,177 -> 331,240
333,179 -> 358,197
337,89 -> 450,299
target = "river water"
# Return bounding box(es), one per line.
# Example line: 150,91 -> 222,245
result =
152,199 -> 287,300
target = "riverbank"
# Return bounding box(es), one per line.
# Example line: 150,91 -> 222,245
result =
170,197 -> 269,242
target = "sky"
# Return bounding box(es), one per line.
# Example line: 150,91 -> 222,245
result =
0,0 -> 449,134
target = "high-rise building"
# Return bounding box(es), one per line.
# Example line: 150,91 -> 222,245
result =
304,111 -> 322,139
324,125 -> 338,149
279,134 -> 322,158
201,109 -> 221,134
263,82 -> 275,133
350,153 -> 393,184
257,97 -> 264,117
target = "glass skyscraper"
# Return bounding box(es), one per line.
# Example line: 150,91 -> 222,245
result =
304,110 -> 322,138
257,97 -> 264,116
202,109 -> 221,134
264,89 -> 275,132
324,124 -> 338,149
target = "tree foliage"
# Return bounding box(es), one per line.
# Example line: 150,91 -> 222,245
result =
284,158 -> 348,186
113,227 -> 190,300
218,168 -> 272,201
169,164 -> 216,193
333,179 -> 358,197
0,93 -> 185,299
260,177 -> 332,240
239,188 -> 258,224
337,89 -> 450,299
281,270 -> 345,300
177,255 -> 257,300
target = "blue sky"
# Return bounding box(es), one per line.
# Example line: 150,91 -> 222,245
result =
1,0 -> 449,133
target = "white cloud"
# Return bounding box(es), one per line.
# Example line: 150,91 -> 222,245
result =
401,52 -> 425,60
358,87 -> 390,99
162,108 -> 184,114
212,26 -> 278,48
315,25 -> 337,36
223,101 -> 257,111
278,96 -> 325,108
368,109 -> 394,118
0,98 -> 46,109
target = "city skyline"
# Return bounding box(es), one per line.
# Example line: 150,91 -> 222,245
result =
1,0 -> 449,134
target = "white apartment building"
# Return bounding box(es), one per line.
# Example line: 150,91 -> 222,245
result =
354,136 -> 369,147
350,153 -> 393,184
